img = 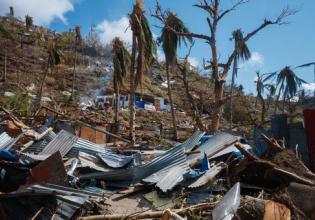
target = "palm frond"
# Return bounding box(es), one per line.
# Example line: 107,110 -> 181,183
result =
160,11 -> 192,66
277,66 -> 306,98
233,29 -> 251,61
262,71 -> 277,83
130,0 -> 156,90
112,37 -> 130,91
295,62 -> 315,69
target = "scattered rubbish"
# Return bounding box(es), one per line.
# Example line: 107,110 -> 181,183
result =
0,108 -> 313,219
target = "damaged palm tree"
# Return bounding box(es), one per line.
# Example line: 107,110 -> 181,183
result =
229,29 -> 251,128
159,11 -> 193,140
129,0 -> 155,146
71,26 -> 82,100
275,66 -> 306,113
112,37 -> 130,134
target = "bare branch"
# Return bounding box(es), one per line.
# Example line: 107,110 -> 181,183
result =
217,0 -> 249,22
222,6 -> 297,78
244,7 -> 298,42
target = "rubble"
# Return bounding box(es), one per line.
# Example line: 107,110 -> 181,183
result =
0,107 -> 314,219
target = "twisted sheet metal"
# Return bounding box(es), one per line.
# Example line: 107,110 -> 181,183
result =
24,128 -> 133,168
79,144 -> 189,185
187,132 -> 238,165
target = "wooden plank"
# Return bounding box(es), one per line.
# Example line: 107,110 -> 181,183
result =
263,201 -> 291,220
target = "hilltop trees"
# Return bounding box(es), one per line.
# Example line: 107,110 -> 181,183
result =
112,37 -> 130,134
154,0 -> 295,133
128,0 -> 155,145
158,11 -> 192,140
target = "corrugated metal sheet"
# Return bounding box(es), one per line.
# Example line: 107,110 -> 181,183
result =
155,166 -> 186,192
181,130 -> 205,152
78,152 -> 113,172
0,132 -> 14,150
66,138 -> 116,158
288,123 -> 310,166
187,132 -> 238,165
97,152 -> 133,168
189,163 -> 225,188
271,114 -> 289,140
0,183 -> 103,220
25,128 -> 133,168
39,130 -> 78,157
79,144 -> 189,185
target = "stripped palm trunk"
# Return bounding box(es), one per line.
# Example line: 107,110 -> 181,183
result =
166,64 -> 178,140
129,34 -> 137,146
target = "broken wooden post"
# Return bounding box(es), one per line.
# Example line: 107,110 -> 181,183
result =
234,143 -> 257,160
22,127 -> 53,150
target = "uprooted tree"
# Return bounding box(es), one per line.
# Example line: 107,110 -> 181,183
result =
154,0 -> 296,133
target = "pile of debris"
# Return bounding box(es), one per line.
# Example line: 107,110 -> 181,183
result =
0,107 -> 314,219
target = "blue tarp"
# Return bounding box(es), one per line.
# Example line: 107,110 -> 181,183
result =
253,126 -> 272,156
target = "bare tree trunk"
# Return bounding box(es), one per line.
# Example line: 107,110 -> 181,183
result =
129,34 -> 137,146
230,57 -> 237,129
35,56 -> 51,112
211,81 -> 224,133
71,44 -> 77,100
166,64 -> 178,140
114,87 -> 120,134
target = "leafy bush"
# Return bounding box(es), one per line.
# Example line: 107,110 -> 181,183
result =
3,93 -> 32,116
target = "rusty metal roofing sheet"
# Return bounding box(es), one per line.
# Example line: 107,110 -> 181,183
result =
187,132 -> 238,165
39,130 -> 78,157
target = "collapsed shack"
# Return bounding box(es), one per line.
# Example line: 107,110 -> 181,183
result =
0,107 -> 314,219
